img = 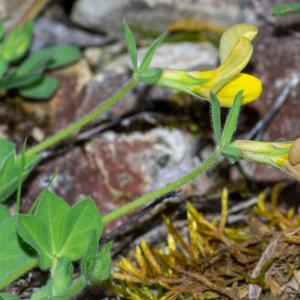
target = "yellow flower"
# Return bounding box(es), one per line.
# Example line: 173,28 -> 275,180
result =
158,24 -> 262,107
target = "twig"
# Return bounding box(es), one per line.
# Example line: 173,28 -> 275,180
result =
244,73 -> 300,140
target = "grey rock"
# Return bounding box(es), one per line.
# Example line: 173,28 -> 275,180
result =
31,18 -> 113,51
71,0 -> 254,37
0,0 -> 35,31
105,42 -> 218,72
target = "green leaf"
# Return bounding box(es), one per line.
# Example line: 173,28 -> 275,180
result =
0,58 -> 7,79
0,147 -> 39,202
0,204 -> 10,224
31,45 -> 81,70
31,279 -> 53,300
1,71 -> 42,89
81,231 -> 98,281
58,198 -> 103,261
221,145 -> 241,163
82,233 -> 112,283
139,68 -> 162,84
17,214 -> 52,269
0,139 -> 14,164
15,50 -> 53,76
0,21 -> 4,41
210,93 -> 222,144
0,293 -> 20,300
18,75 -> 59,100
0,217 -> 36,290
124,21 -> 138,70
221,90 -> 243,147
272,3 -> 300,15
34,190 -> 70,254
139,32 -> 167,72
52,257 -> 73,295
0,20 -> 33,62
90,241 -> 112,282
18,193 -> 103,270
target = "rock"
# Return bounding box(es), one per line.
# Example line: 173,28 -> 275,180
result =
20,59 -> 93,132
105,42 -> 218,72
0,0 -> 34,30
31,18 -> 113,51
71,0 -> 253,38
22,128 -> 217,218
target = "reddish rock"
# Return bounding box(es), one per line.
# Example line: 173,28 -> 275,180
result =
23,128 -> 217,226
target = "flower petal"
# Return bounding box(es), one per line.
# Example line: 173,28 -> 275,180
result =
219,23 -> 257,63
215,73 -> 262,107
213,37 -> 253,92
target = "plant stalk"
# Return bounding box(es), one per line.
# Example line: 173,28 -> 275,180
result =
103,151 -> 220,224
25,78 -> 138,156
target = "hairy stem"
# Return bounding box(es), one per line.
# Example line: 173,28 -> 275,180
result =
103,151 -> 220,224
25,78 -> 137,156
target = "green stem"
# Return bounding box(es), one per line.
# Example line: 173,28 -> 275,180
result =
25,78 -> 138,156
103,151 -> 220,224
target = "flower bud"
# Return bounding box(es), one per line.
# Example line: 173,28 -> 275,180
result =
288,137 -> 300,166
285,138 -> 300,181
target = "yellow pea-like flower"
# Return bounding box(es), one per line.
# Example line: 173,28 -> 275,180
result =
158,23 -> 262,107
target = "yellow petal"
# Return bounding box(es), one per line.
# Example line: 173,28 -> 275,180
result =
220,23 -> 257,63
216,73 -> 262,107
214,37 -> 253,92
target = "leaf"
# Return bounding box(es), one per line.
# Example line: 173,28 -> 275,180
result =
58,198 -> 103,261
31,279 -> 53,300
0,58 -> 7,79
17,214 -> 52,269
272,3 -> 300,15
139,68 -> 162,84
0,217 -> 36,290
15,50 -> 53,76
0,149 -> 39,202
1,71 -> 43,89
221,90 -> 243,147
221,145 -> 241,163
82,233 -> 112,282
210,93 -> 222,144
0,20 -> 33,62
0,21 -> 4,41
18,75 -> 59,100
0,293 -> 20,300
32,45 -> 81,70
124,21 -> 138,70
91,241 -> 112,282
0,205 -> 10,224
81,231 -> 98,281
139,32 -> 167,72
52,257 -> 73,295
0,139 -> 14,165
34,190 -> 70,254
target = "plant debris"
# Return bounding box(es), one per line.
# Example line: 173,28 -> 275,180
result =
110,184 -> 300,300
